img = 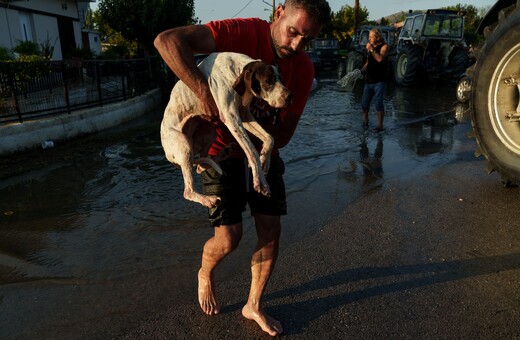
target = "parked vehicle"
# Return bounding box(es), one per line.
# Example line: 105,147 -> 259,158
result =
306,38 -> 340,69
466,0 -> 520,186
338,25 -> 399,78
305,50 -> 322,71
394,9 -> 474,86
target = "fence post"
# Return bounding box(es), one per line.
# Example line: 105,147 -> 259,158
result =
6,63 -> 23,123
96,61 -> 103,106
61,61 -> 71,114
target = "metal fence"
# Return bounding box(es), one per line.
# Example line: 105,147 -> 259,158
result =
0,57 -> 165,125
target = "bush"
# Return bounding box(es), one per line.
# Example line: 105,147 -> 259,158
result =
13,40 -> 40,56
40,34 -> 58,59
66,46 -> 96,60
0,46 -> 13,61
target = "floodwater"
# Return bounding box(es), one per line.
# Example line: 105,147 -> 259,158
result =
0,73 -> 470,337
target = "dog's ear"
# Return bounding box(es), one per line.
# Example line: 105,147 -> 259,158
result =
233,63 -> 255,96
234,61 -> 264,106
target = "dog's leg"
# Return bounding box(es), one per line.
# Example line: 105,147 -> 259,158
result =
179,161 -> 221,208
240,107 -> 274,175
222,109 -> 270,197
163,127 -> 221,208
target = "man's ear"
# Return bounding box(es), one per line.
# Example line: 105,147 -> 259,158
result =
274,4 -> 284,20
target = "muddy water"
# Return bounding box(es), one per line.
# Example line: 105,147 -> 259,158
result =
0,74 -> 469,336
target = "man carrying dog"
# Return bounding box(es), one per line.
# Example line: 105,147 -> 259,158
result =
154,0 -> 331,336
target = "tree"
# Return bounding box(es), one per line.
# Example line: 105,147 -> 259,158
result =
329,5 -> 369,49
89,9 -> 138,57
98,0 -> 196,56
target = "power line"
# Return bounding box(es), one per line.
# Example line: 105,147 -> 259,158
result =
231,0 -> 255,18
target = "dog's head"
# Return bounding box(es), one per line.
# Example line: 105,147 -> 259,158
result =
232,61 -> 292,109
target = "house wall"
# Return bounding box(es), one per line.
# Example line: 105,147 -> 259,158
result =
0,7 -> 22,51
87,31 -> 102,55
0,0 -> 94,60
10,0 -> 79,19
33,13 -> 63,60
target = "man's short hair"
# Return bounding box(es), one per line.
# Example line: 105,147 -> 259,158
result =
285,0 -> 332,26
371,28 -> 385,43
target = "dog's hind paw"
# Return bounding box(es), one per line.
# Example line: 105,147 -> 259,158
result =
201,195 -> 221,208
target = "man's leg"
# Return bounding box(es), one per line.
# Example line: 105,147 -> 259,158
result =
374,82 -> 386,130
200,158 -> 248,315
199,223 -> 242,315
362,109 -> 370,128
241,213 -> 283,336
361,83 -> 373,128
376,110 -> 384,130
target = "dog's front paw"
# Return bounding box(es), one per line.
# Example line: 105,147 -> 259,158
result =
253,180 -> 271,197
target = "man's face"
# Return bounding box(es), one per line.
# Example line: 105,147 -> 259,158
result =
368,32 -> 380,45
271,5 -> 322,59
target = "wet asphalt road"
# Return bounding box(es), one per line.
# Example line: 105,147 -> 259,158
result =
1,74 -> 520,339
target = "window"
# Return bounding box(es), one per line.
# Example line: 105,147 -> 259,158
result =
19,12 -> 33,42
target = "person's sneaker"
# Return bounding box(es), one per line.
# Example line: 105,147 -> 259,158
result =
373,127 -> 384,133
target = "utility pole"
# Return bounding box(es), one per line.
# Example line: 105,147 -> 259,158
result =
263,0 -> 275,21
354,0 -> 360,34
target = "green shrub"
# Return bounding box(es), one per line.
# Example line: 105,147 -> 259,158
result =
40,34 -> 58,59
66,46 -> 96,60
13,40 -> 40,56
0,46 -> 13,61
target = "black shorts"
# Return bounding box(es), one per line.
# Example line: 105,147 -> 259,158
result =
201,155 -> 287,227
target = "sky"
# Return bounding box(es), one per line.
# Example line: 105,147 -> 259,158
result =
194,0 -> 497,23
90,1 -> 497,23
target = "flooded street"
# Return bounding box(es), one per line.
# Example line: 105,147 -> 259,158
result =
1,72 -> 509,338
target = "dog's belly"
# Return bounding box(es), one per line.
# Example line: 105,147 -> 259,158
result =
188,118 -> 216,157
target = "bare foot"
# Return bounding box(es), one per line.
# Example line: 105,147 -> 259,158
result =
198,269 -> 219,315
241,304 -> 283,336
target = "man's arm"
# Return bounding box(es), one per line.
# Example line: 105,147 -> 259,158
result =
365,42 -> 388,63
154,25 -> 219,120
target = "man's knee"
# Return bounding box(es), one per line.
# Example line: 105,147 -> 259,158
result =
254,214 -> 281,242
215,224 -> 243,253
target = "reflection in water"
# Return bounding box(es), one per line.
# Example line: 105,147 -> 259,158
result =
360,134 -> 384,184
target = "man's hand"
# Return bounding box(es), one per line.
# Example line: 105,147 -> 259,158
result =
366,42 -> 374,52
199,87 -> 221,125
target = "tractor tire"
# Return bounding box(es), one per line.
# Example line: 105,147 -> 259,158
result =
394,44 -> 423,87
345,51 -> 364,74
469,2 -> 520,186
449,47 -> 472,81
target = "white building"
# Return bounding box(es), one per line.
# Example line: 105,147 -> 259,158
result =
0,0 -> 101,60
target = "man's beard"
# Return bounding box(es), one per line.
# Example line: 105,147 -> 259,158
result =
273,35 -> 296,59
275,45 -> 296,59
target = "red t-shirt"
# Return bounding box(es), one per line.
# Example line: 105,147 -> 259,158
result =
205,18 -> 314,156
